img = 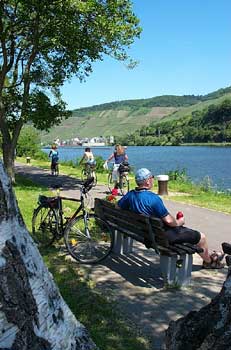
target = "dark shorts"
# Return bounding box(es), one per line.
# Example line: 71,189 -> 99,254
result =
164,226 -> 201,245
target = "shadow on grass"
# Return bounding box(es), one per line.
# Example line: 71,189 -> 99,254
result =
41,246 -> 152,350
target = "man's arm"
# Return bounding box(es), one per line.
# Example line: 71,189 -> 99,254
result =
162,214 -> 185,227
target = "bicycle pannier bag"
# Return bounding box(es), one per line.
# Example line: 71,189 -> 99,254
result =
118,161 -> 130,173
38,195 -> 59,208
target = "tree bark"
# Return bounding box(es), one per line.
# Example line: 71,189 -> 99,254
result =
0,161 -> 98,350
165,268 -> 231,350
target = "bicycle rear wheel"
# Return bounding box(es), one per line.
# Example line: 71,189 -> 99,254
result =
119,173 -> 130,195
64,213 -> 113,264
32,206 -> 58,247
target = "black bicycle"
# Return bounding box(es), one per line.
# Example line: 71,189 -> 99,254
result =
32,178 -> 113,264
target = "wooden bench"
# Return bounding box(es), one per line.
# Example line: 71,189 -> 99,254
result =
95,198 -> 203,287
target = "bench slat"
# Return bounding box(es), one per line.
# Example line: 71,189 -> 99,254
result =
103,213 -> 150,240
176,243 -> 203,254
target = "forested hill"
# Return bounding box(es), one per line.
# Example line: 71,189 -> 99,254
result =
72,86 -> 231,114
41,86 -> 231,143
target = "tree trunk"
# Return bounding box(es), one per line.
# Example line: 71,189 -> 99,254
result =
165,268 -> 231,350
2,141 -> 16,183
0,161 -> 98,350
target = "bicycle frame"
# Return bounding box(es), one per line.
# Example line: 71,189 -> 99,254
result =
55,188 -> 90,236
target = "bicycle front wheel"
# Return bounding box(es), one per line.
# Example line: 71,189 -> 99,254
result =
32,206 -> 58,247
64,214 -> 113,264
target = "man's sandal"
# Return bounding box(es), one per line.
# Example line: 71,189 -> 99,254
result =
203,251 -> 225,269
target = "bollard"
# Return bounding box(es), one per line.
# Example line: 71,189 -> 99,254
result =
156,175 -> 169,195
26,156 -> 31,164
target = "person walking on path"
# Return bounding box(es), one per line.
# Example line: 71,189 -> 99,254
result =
104,144 -> 128,189
118,168 -> 224,269
48,144 -> 59,175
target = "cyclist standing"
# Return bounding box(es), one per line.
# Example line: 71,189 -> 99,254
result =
105,144 -> 128,187
49,144 -> 59,175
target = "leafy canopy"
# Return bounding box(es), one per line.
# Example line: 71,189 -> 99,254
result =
0,0 -> 141,130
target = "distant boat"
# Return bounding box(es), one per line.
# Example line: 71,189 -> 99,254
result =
82,142 -> 106,147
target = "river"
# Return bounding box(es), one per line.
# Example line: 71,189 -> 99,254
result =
42,146 -> 231,192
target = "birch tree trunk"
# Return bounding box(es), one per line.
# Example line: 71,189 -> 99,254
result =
0,161 -> 98,350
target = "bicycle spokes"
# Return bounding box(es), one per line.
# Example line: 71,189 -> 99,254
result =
64,214 -> 113,264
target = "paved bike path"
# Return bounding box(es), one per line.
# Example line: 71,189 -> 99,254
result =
15,162 -> 231,349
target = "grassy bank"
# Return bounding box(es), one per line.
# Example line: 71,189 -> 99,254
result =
16,156 -> 231,214
14,175 -> 151,350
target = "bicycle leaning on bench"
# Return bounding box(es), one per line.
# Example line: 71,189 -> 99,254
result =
31,178 -> 113,264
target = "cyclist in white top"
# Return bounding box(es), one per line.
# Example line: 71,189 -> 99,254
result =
79,147 -> 96,167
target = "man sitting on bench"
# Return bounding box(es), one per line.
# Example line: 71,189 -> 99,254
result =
118,168 -> 224,269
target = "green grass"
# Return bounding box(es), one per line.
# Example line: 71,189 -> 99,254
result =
14,174 -> 151,350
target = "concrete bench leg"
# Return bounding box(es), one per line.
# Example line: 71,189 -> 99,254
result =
112,230 -> 133,254
123,236 -> 133,254
160,254 -> 193,287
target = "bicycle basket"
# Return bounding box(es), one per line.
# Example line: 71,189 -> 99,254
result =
38,195 -> 59,208
118,161 -> 130,173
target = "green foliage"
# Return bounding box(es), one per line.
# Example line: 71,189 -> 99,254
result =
16,126 -> 41,157
167,168 -> 188,181
0,0 -> 141,176
94,156 -> 106,172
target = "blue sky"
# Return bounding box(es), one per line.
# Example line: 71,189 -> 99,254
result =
61,0 -> 231,110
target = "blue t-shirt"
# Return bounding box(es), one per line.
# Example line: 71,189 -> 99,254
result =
118,189 -> 168,218
50,150 -> 59,163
